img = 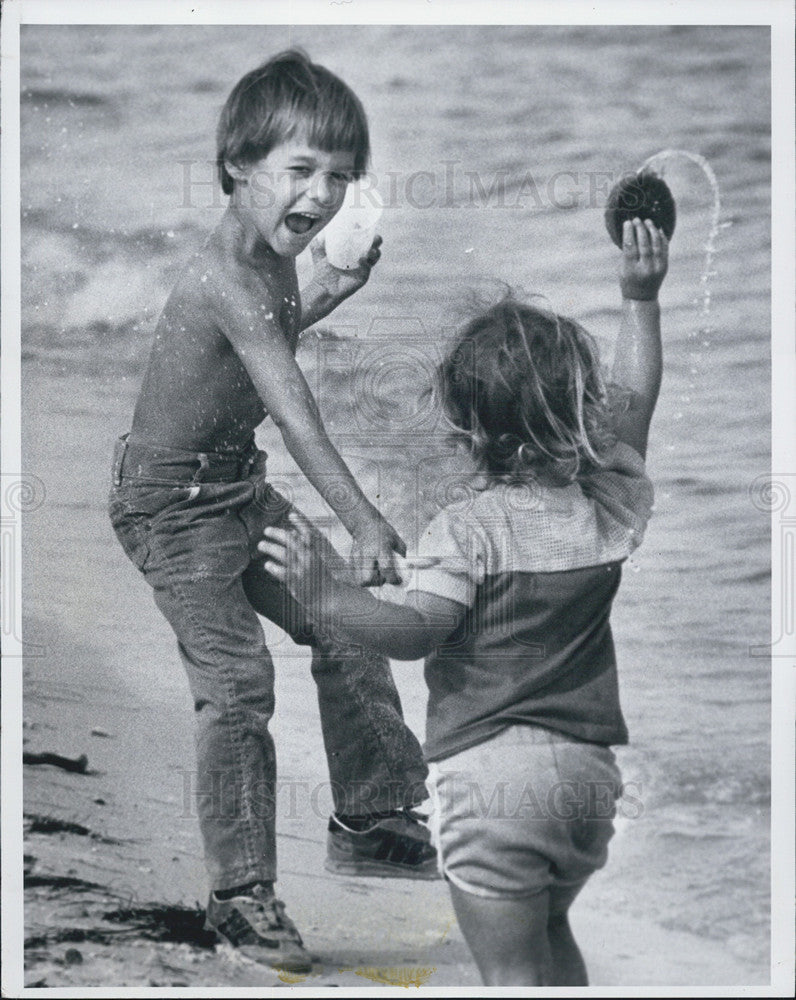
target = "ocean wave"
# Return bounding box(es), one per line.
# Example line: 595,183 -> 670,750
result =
22,86 -> 110,108
662,768 -> 770,809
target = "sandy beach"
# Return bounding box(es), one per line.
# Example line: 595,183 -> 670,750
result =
21,611 -> 762,990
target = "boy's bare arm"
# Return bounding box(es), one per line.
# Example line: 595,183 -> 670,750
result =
299,236 -> 382,332
611,218 -> 668,459
205,263 -> 405,582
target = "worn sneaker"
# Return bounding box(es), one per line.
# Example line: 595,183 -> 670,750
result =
204,883 -> 313,973
325,809 -> 441,880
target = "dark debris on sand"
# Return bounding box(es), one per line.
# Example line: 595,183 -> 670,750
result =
23,808 -> 221,988
25,901 -> 216,951
24,812 -> 122,845
25,871 -> 220,988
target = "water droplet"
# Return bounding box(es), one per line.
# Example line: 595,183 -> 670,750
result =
642,148 -> 724,379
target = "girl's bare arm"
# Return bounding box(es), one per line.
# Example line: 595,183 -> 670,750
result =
611,218 -> 668,459
260,511 -> 466,659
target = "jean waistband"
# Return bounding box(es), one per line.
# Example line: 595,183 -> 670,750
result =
112,434 -> 264,486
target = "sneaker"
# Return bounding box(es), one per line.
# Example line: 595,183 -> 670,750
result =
204,883 -> 313,973
325,809 -> 441,880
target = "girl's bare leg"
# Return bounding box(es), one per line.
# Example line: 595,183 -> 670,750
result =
547,882 -> 588,986
447,882 -> 552,986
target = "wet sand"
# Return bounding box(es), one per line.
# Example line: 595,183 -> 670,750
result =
22,633 -> 760,990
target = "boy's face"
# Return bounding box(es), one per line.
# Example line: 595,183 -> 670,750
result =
228,137 -> 355,257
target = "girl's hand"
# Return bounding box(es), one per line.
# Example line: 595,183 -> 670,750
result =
309,234 -> 382,304
259,510 -> 329,603
620,218 -> 668,301
351,512 -> 407,587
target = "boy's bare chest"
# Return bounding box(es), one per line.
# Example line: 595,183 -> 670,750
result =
280,279 -> 301,350
249,261 -> 301,350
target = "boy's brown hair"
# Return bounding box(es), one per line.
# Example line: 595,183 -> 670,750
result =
216,49 -> 370,195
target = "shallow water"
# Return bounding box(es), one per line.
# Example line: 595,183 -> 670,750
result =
20,24 -> 771,973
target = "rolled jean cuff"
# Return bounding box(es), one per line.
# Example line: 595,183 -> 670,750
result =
211,862 -> 277,894
331,775 -> 429,816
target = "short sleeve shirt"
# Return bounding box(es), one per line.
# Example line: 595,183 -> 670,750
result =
406,443 -> 653,761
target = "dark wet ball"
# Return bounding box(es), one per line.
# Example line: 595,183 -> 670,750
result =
605,171 -> 676,247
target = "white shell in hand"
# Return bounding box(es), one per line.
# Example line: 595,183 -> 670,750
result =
322,183 -> 383,270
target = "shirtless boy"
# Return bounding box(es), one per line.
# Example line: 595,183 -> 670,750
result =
109,50 -> 435,973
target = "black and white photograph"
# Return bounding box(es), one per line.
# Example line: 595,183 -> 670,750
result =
2,0 -> 793,993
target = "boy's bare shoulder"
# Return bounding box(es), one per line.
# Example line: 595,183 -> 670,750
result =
188,221 -> 284,309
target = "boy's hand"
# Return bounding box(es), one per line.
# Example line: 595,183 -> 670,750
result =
351,511 -> 407,587
309,235 -> 382,304
620,218 -> 668,301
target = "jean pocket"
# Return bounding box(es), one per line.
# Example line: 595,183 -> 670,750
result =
110,508 -> 152,572
108,485 -> 198,572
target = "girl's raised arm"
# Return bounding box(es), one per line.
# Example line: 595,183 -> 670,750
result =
610,218 -> 668,459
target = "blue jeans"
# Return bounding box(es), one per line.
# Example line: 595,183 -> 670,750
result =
108,434 -> 428,892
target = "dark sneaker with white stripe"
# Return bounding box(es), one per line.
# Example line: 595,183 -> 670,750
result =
325,809 -> 440,880
205,884 -> 313,973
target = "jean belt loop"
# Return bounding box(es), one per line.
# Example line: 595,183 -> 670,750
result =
193,452 -> 211,484
237,437 -> 254,479
112,433 -> 130,487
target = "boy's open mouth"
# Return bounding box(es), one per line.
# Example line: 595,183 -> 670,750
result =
284,212 -> 319,235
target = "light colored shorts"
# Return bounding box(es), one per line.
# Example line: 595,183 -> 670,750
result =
427,724 -> 622,899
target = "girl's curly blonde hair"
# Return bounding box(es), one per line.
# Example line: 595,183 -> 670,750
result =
437,295 -> 616,485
